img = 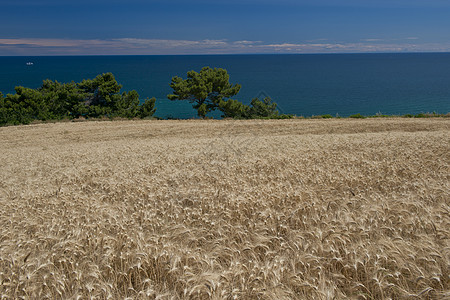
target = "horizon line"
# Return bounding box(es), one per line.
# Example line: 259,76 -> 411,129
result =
2,50 -> 450,57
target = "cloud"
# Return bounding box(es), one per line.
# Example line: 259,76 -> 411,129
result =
115,38 -> 228,48
1,37 -> 450,56
233,40 -> 262,45
360,39 -> 385,42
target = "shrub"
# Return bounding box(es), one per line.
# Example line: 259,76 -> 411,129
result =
349,113 -> 366,119
312,114 -> 333,119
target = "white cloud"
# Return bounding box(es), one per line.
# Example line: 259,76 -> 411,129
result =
114,38 -> 227,48
361,38 -> 385,42
233,40 -> 262,45
1,37 -> 450,56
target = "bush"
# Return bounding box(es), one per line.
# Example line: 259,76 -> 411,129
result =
218,96 -> 288,119
311,114 -> 333,119
415,113 -> 426,118
273,113 -> 294,119
349,113 -> 366,119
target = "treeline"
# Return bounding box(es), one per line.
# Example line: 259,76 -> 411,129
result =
0,67 -> 292,126
0,73 -> 156,126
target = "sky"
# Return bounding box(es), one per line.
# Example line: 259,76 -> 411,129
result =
1,0 -> 450,55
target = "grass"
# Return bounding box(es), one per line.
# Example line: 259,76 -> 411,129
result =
0,118 -> 449,299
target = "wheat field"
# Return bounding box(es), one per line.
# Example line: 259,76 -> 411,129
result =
0,118 -> 449,299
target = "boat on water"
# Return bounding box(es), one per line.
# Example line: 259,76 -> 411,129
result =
26,62 -> 34,66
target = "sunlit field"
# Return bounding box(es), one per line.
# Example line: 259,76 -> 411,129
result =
0,118 -> 448,299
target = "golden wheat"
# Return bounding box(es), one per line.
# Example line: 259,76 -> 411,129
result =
0,118 -> 449,299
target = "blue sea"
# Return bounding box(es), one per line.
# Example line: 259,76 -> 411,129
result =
1,53 -> 449,118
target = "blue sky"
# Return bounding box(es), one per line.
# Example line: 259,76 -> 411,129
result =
1,0 -> 450,55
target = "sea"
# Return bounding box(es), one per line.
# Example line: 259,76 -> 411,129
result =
1,53 -> 449,119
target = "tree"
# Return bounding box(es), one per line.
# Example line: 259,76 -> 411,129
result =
168,67 -> 241,118
39,80 -> 85,118
247,97 -> 280,118
76,73 -> 157,119
138,97 -> 157,119
0,73 -> 156,126
77,73 -> 122,117
218,99 -> 249,119
113,90 -> 140,118
0,92 -> 10,125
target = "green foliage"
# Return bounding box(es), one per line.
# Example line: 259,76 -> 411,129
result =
403,112 -> 447,118
372,112 -> 390,118
414,113 -> 428,118
0,73 -> 156,126
321,114 -> 333,118
218,96 -> 292,119
78,73 -> 122,111
349,113 -> 366,119
246,97 -> 279,118
168,67 -> 241,118
112,90 -> 139,118
218,99 -> 249,119
138,97 -> 157,119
